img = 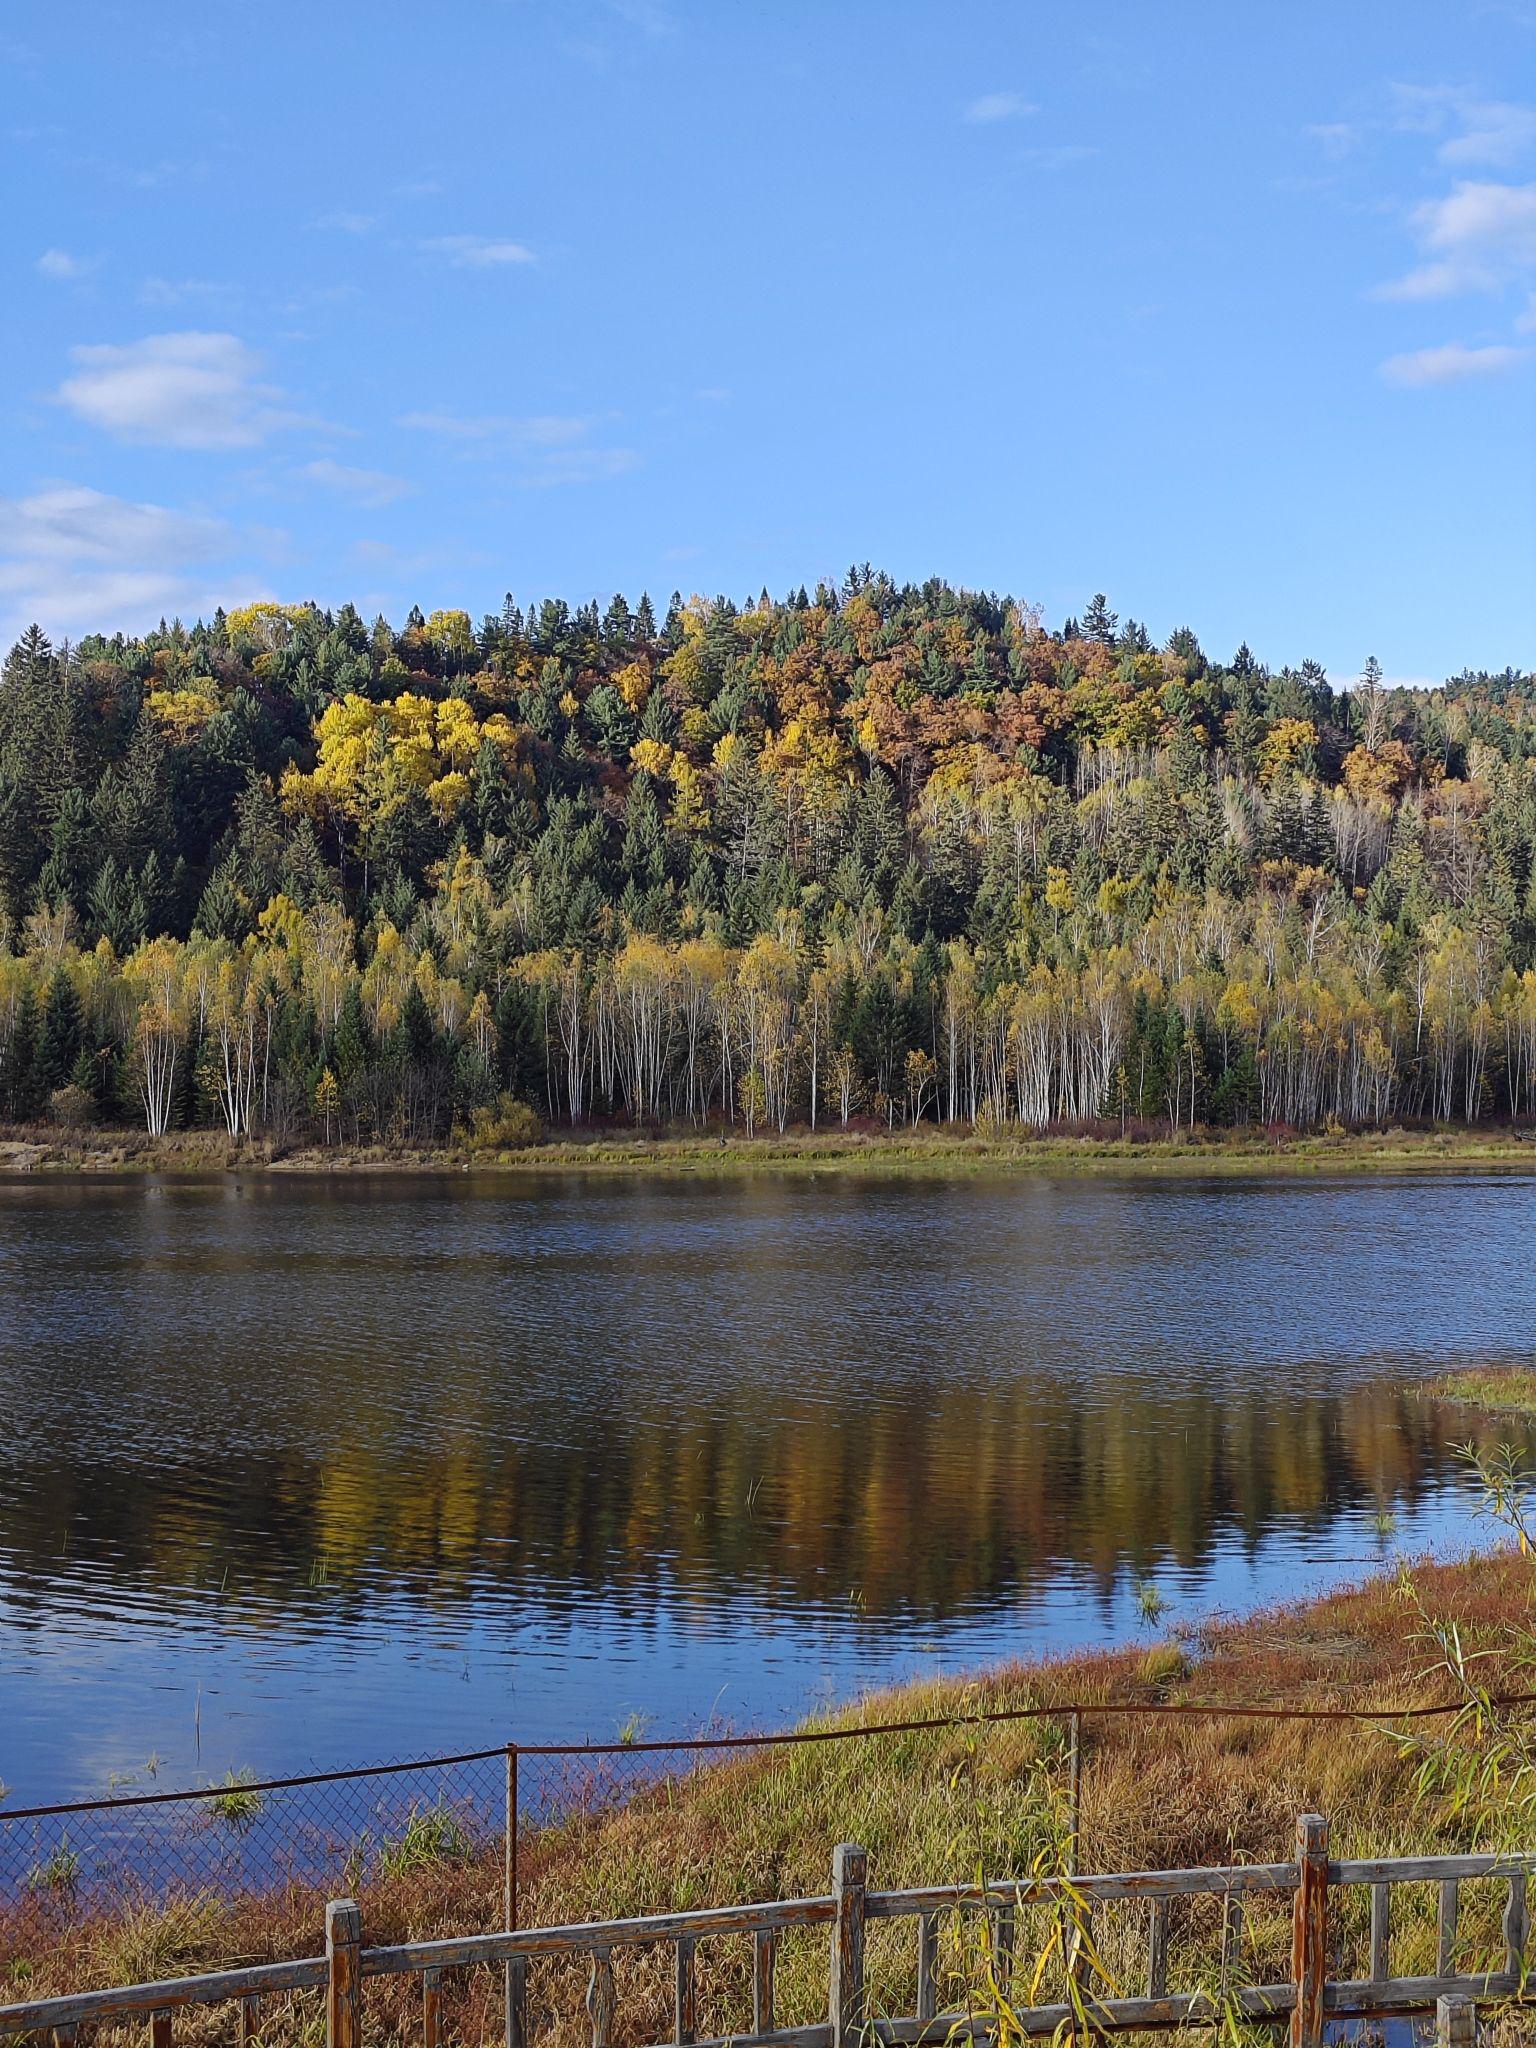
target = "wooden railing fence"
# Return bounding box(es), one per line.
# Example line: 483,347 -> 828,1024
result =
3,1816 -> 1533,2048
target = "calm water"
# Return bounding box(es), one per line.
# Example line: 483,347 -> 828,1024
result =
0,1168 -> 1532,1805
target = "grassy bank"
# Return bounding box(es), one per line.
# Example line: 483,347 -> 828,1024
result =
7,1546 -> 1536,2042
1419,1366 -> 1536,1422
6,1120 -> 1536,1181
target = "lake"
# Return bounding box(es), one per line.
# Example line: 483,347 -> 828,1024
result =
0,1167 -> 1531,1806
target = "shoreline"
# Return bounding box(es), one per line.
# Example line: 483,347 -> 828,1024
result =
10,1542 -> 1536,2025
6,1122 -> 1536,1182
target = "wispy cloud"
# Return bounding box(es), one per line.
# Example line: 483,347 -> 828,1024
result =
1379,179 -> 1536,299
311,210 -> 379,235
295,457 -> 414,506
399,408 -> 636,483
962,91 -> 1036,125
56,331 -> 308,450
0,484 -> 263,647
138,275 -> 241,309
419,234 -> 536,268
1020,144 -> 1097,170
399,409 -> 588,445
36,247 -> 89,281
1306,120 -> 1361,160
1390,84 -> 1536,168
1380,340 -> 1527,385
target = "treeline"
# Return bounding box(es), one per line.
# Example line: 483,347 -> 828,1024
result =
0,574 -> 1533,1143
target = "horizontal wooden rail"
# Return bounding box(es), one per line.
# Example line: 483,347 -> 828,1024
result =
0,1956 -> 324,2033
363,1894 -> 836,1976
867,1858 -> 1298,1917
6,1819 -> 1536,2048
1332,1851 -> 1536,1884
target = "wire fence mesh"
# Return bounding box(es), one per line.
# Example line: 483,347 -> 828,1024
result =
1,1691 -> 1526,1931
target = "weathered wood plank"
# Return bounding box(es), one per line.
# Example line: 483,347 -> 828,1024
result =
239,1993 -> 260,2045
1145,1897 -> 1169,2000
422,1968 -> 441,2048
1438,1879 -> 1458,1978
1505,1871 -> 1528,1982
642,2030 -> 828,2048
916,1914 -> 938,2025
1370,1882 -> 1390,1985
674,1936 -> 696,2047
1438,1994 -> 1476,2048
754,1927 -> 778,2036
150,2010 -> 172,2048
365,1899 -> 835,1976
327,1901 -> 363,2048
505,1954 -> 528,2048
874,1982 -> 1298,2042
1326,1971 -> 1522,2011
830,1843 -> 867,2048
0,1960 -> 326,2034
1222,1894 -> 1245,1983
992,1901 -> 1014,1989
1290,1813 -> 1328,2048
866,1861 -> 1296,1917
587,1948 -> 615,2048
1333,1854 -> 1536,1886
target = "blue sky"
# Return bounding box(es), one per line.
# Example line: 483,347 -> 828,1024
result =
4,0 -> 1534,682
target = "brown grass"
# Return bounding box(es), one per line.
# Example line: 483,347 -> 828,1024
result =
5,1548 -> 1536,2045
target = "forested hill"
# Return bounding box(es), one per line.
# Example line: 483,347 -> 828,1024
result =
0,575 -> 1533,1143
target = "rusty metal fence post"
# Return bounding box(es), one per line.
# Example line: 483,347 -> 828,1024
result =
505,1744 -> 526,2048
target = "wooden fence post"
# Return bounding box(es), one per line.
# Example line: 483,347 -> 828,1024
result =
1289,1815 -> 1328,2048
1436,1993 -> 1475,2048
327,1899 -> 363,2048
830,1843 -> 868,2048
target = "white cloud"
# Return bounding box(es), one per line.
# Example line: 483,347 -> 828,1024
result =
1380,340 -> 1527,385
56,331 -> 305,449
962,91 -> 1036,125
1390,85 -> 1536,169
522,446 -> 638,487
0,485 -> 264,648
420,234 -> 535,268
1380,179 -> 1536,299
37,247 -> 88,281
399,409 -> 587,444
1306,121 -> 1360,160
606,0 -> 675,32
295,457 -> 413,506
138,275 -> 240,309
311,210 -> 379,234
399,408 -> 636,483
0,485 -> 227,565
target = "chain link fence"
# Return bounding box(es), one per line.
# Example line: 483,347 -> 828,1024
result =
0,1693 -> 1511,1936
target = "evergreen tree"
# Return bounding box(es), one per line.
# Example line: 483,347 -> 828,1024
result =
37,970 -> 83,1093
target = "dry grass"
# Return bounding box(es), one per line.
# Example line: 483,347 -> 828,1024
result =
8,1119 -> 1536,1182
5,1549 -> 1536,2045
1424,1368 -> 1536,1421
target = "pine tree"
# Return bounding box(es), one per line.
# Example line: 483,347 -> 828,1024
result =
36,970 -> 83,1092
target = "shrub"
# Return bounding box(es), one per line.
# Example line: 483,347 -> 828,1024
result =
466,1095 -> 544,1152
48,1084 -> 95,1129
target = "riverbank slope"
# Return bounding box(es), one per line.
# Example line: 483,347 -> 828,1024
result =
6,1121 -> 1536,1179
8,1541 -> 1535,2041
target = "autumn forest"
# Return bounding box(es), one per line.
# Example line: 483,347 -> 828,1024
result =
1,574 -> 1533,1148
